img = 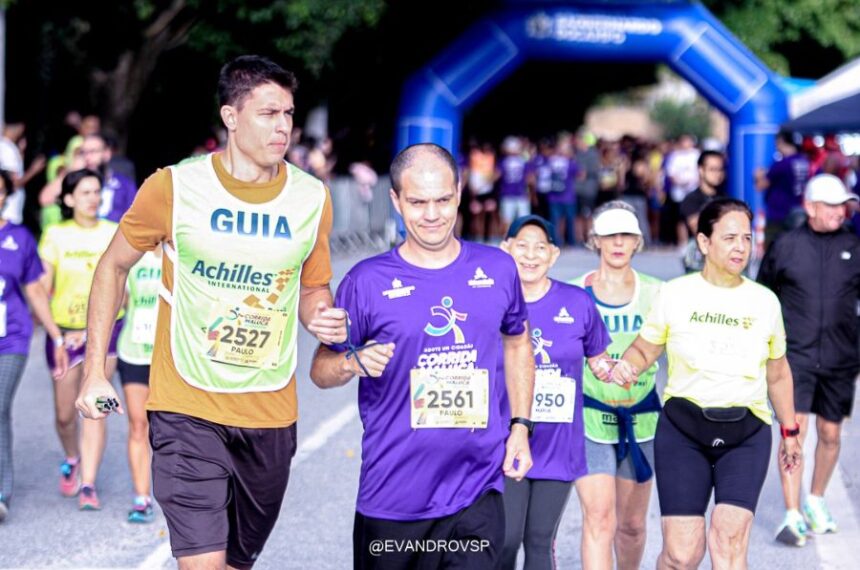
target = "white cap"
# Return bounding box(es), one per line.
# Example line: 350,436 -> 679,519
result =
804,174 -> 859,205
502,136 -> 522,154
593,208 -> 642,236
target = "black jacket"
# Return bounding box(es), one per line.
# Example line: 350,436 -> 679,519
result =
757,224 -> 860,371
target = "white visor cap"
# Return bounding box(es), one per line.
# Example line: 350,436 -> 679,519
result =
593,208 -> 642,236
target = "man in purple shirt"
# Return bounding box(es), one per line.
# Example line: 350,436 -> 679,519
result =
527,138 -> 555,220
311,143 -> 535,570
547,140 -> 580,247
80,133 -> 138,222
755,131 -> 810,245
497,137 -> 530,233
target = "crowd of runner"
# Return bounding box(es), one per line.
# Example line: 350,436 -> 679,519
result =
459,130 -> 860,250
0,55 -> 858,570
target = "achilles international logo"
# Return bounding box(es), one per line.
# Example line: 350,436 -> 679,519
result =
690,311 -> 735,326
531,328 -> 554,365
192,260 -> 277,293
553,306 -> 575,324
468,267 -> 495,288
383,277 -> 415,299
689,311 -> 754,330
424,296 -> 468,344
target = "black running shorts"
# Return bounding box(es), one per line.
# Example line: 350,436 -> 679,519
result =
149,411 -> 297,569
654,411 -> 771,516
792,365 -> 857,422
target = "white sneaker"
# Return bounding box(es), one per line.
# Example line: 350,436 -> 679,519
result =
803,496 -> 837,534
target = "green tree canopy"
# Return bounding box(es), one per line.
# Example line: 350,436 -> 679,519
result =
705,0 -> 860,75
13,0 -> 386,149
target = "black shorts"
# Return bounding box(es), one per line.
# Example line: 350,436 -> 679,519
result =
353,491 -> 504,570
792,365 -> 857,422
654,412 -> 771,516
117,360 -> 150,386
149,411 -> 297,569
473,191 -> 496,204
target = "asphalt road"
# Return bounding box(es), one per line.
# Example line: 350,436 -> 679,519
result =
0,248 -> 857,569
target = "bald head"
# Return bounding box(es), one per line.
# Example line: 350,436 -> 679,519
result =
390,143 -> 459,195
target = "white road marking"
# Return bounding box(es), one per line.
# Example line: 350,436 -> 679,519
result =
134,404 -> 359,569
292,404 -> 359,467
136,542 -> 173,570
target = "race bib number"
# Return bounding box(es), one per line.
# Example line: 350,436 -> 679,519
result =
531,369 -> 575,423
410,368 -> 489,429
204,303 -> 287,369
67,295 -> 88,329
131,308 -> 157,345
695,330 -> 761,379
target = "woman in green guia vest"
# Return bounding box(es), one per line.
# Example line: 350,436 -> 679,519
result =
116,249 -> 161,523
570,201 -> 662,570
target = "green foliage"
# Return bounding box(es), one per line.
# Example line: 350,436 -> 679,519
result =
133,0 -> 156,21
649,99 -> 712,142
185,0 -> 386,76
705,0 -> 860,75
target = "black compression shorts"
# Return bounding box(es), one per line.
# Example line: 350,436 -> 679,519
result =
654,411 -> 771,516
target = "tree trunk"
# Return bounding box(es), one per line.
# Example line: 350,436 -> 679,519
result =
91,0 -> 194,154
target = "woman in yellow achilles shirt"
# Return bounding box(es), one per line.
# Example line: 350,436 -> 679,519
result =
39,169 -> 122,511
612,198 -> 801,570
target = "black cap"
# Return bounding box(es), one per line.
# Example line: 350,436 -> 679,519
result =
506,215 -> 557,245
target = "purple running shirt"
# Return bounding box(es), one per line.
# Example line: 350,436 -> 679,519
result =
334,241 -> 528,520
499,280 -> 610,481
0,224 -> 44,354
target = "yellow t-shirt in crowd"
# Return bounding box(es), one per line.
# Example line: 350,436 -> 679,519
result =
38,219 -> 122,329
639,273 -> 786,424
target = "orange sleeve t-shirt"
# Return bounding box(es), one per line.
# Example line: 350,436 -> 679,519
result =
119,153 -> 333,428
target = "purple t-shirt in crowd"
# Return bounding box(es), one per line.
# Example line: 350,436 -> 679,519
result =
498,280 -> 610,481
0,224 -> 44,354
98,171 -> 138,223
498,155 -> 528,198
547,155 -> 579,205
527,155 -> 553,194
765,153 -> 809,224
334,241 -> 528,521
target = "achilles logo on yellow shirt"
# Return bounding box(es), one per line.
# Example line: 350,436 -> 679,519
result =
689,311 -> 754,329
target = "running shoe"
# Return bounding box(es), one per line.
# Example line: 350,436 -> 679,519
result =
78,485 -> 101,511
803,495 -> 837,534
775,511 -> 808,547
59,458 -> 81,497
0,495 -> 8,522
127,497 -> 154,524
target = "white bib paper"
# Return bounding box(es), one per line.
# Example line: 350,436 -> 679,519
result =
531,369 -> 575,423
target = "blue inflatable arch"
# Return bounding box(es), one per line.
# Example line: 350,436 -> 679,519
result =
395,1 -> 790,214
